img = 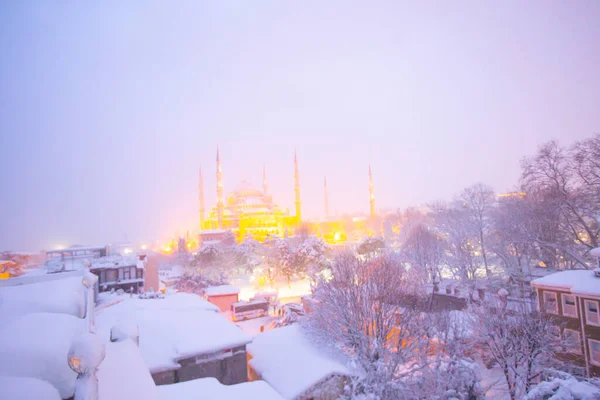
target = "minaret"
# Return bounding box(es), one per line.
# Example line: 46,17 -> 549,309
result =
216,147 -> 224,228
199,166 -> 205,231
294,150 -> 301,223
324,177 -> 329,220
263,165 -> 268,195
369,164 -> 375,218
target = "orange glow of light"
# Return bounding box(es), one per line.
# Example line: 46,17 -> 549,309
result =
186,242 -> 192,249
163,245 -> 172,253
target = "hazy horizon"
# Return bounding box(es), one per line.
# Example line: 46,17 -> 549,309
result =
1,1 -> 599,251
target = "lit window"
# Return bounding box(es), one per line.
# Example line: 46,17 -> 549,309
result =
563,329 -> 582,354
561,294 -> 578,318
543,292 -> 558,314
589,339 -> 600,366
585,300 -> 600,326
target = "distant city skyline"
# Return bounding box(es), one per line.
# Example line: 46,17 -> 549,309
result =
1,1 -> 598,250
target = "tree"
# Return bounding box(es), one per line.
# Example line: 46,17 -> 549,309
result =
305,251 -> 481,399
356,236 -> 386,258
430,201 -> 481,281
401,224 -> 446,284
520,138 -> 599,268
293,235 -> 331,283
489,194 -> 539,289
459,183 -> 496,277
237,236 -> 263,274
473,295 -> 556,399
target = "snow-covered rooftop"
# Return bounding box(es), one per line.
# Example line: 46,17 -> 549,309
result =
46,245 -> 106,253
98,339 -> 159,400
0,376 -> 61,400
0,275 -> 85,321
205,285 -> 240,296
158,377 -> 284,400
90,255 -> 142,270
248,325 -> 353,399
531,270 -> 600,297
590,247 -> 600,257
96,294 -> 251,373
0,313 -> 85,399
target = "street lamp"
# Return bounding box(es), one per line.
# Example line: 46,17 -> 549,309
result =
68,333 -> 106,400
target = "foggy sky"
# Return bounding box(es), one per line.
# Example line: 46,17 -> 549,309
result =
1,1 -> 599,251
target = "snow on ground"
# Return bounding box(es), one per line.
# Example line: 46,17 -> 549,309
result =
0,275 -> 85,321
0,376 -> 62,400
98,339 -> 159,400
232,275 -> 311,303
526,376 -> 600,399
0,312 -> 85,399
248,324 -> 353,399
158,377 -> 284,400
96,293 -> 251,373
232,314 -> 277,336
477,359 -> 509,400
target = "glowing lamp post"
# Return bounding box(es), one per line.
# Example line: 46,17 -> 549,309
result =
68,333 -> 106,400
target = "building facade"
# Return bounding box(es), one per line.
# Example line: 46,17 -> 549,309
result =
531,269 -> 600,377
90,255 -> 145,293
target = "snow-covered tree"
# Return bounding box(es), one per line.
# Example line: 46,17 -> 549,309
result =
520,137 -> 600,268
237,236 -> 263,273
401,224 -> 446,283
293,235 -> 331,283
305,251 -> 481,399
356,236 -> 386,258
473,296 -> 556,399
525,369 -> 600,400
430,201 -> 482,281
458,183 -> 496,277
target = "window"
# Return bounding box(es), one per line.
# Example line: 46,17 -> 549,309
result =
123,268 -> 130,280
106,269 -> 118,282
585,300 -> 600,326
561,294 -> 578,318
589,339 -> 600,366
563,329 -> 582,354
543,292 -> 558,314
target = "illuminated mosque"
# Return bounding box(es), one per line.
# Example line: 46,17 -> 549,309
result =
198,148 -> 380,244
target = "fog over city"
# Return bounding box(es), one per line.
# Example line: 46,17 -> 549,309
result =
1,1 -> 599,250
2,3 -> 600,400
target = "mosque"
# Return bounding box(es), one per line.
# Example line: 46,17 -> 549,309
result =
198,148 -> 380,244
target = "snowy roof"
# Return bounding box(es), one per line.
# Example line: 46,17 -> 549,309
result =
591,247 -> 600,257
531,270 -> 600,297
0,313 -> 85,399
158,377 -> 284,400
96,294 -> 251,373
0,376 -> 61,400
205,285 -> 240,296
0,276 -> 85,321
247,325 -> 353,399
98,339 -> 158,400
46,245 -> 106,253
90,255 -> 140,270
